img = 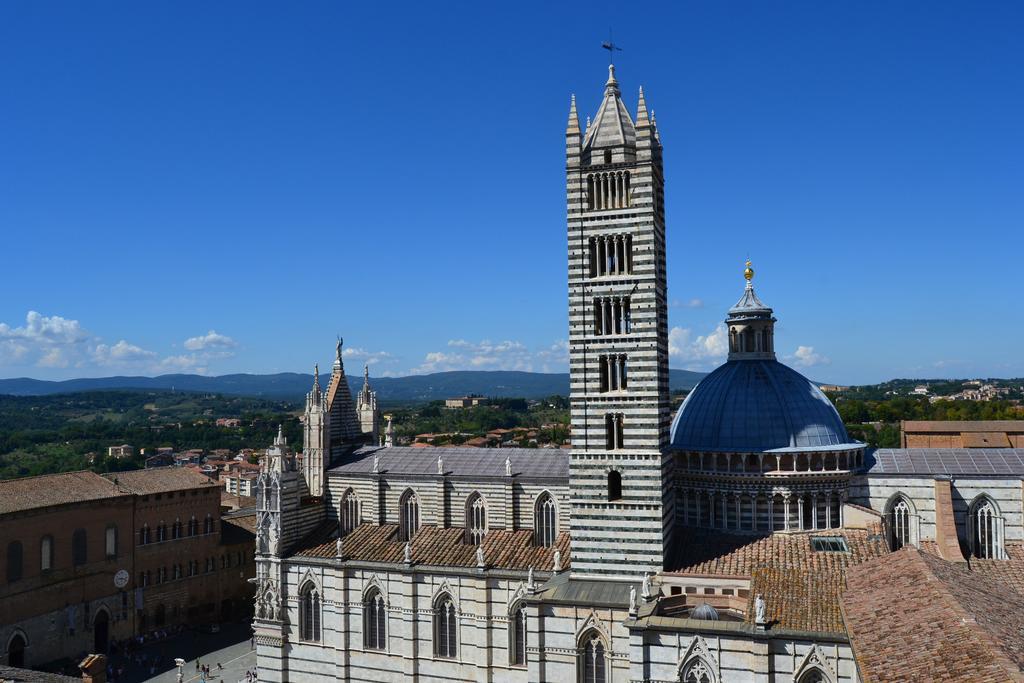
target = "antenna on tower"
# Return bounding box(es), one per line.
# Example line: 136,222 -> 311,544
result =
601,28 -> 623,65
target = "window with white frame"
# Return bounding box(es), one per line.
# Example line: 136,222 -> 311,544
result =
534,493 -> 557,547
300,582 -> 321,642
466,492 -> 487,545
363,588 -> 386,650
509,601 -> 527,667
399,489 -> 420,542
433,594 -> 457,659
970,496 -> 1003,559
341,489 -> 360,535
578,631 -> 607,683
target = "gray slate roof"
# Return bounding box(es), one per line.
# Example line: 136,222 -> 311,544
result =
865,448 -> 1024,476
536,572 -> 633,608
329,446 -> 568,481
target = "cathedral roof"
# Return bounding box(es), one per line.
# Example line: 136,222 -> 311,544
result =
582,64 -> 636,151
670,360 -> 860,453
843,546 -> 1024,682
865,447 -> 1024,476
668,527 -> 889,635
293,521 -> 570,572
330,445 -> 568,481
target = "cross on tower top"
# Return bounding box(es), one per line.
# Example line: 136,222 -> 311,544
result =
601,30 -> 623,65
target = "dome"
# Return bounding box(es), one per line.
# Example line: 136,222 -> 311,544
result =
670,359 -> 860,453
690,602 -> 720,621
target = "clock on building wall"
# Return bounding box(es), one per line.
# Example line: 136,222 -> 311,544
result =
114,569 -> 130,589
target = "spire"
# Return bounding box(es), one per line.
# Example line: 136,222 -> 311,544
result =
636,86 -> 650,126
583,63 -> 636,153
604,63 -> 620,95
363,364 -> 370,388
566,94 -> 580,134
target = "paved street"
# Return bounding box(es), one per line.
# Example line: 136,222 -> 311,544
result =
96,624 -> 256,683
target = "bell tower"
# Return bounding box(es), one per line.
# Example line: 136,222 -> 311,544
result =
567,65 -> 672,578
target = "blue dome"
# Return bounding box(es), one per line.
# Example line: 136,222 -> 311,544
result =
670,360 -> 859,453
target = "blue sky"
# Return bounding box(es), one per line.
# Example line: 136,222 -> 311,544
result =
1,1 -> 1021,384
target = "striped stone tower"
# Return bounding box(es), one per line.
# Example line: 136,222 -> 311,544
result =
566,65 -> 672,579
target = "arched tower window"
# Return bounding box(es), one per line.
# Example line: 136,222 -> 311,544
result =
433,594 -> 457,659
887,496 -> 912,551
509,601 -> 527,667
535,493 -> 558,547
466,492 -> 487,545
363,588 -> 386,650
105,524 -> 118,559
299,582 -> 321,642
204,514 -> 214,534
399,489 -> 420,542
969,496 -> 1002,559
607,470 -> 622,501
578,630 -> 607,683
341,489 -> 360,535
681,657 -> 715,683
603,149 -> 612,164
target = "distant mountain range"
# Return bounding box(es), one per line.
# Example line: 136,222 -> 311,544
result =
0,369 -> 708,403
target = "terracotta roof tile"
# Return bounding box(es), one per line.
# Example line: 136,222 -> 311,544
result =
0,470 -> 126,515
294,523 -> 569,572
668,528 -> 890,634
104,466 -> 220,495
843,547 -> 1024,682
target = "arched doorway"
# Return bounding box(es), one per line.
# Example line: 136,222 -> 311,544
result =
93,610 -> 110,654
154,603 -> 166,627
7,633 -> 26,668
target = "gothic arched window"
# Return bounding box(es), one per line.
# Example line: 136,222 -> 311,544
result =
105,524 -> 118,558
433,594 -> 457,659
887,495 -> 912,551
970,496 -> 1002,559
535,493 -> 557,547
509,601 -> 527,667
399,489 -> 420,542
466,492 -> 487,545
363,588 -> 386,650
341,489 -> 360,535
797,669 -> 828,683
300,582 -> 321,642
681,657 -> 715,683
204,515 -> 214,535
578,630 -> 607,683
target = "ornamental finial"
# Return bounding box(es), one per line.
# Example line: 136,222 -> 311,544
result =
744,260 -> 754,282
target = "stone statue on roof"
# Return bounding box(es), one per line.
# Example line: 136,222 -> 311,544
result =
629,585 -> 637,615
641,572 -> 652,600
755,593 -> 766,625
553,549 -> 562,572
527,566 -> 535,591
505,456 -> 512,477
335,535 -> 344,559
476,545 -> 485,568
403,541 -> 412,564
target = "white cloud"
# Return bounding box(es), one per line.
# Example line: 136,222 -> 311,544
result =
407,339 -> 568,375
38,348 -> 70,368
789,345 -> 831,368
0,311 -> 234,376
343,346 -> 394,367
93,340 -> 159,365
671,298 -> 705,309
183,330 -> 237,351
668,325 -> 729,370
0,311 -> 90,346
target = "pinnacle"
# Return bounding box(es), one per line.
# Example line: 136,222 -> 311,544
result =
566,94 -> 581,134
637,85 -> 650,125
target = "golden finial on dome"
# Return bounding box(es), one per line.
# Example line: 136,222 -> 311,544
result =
744,260 -> 754,282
